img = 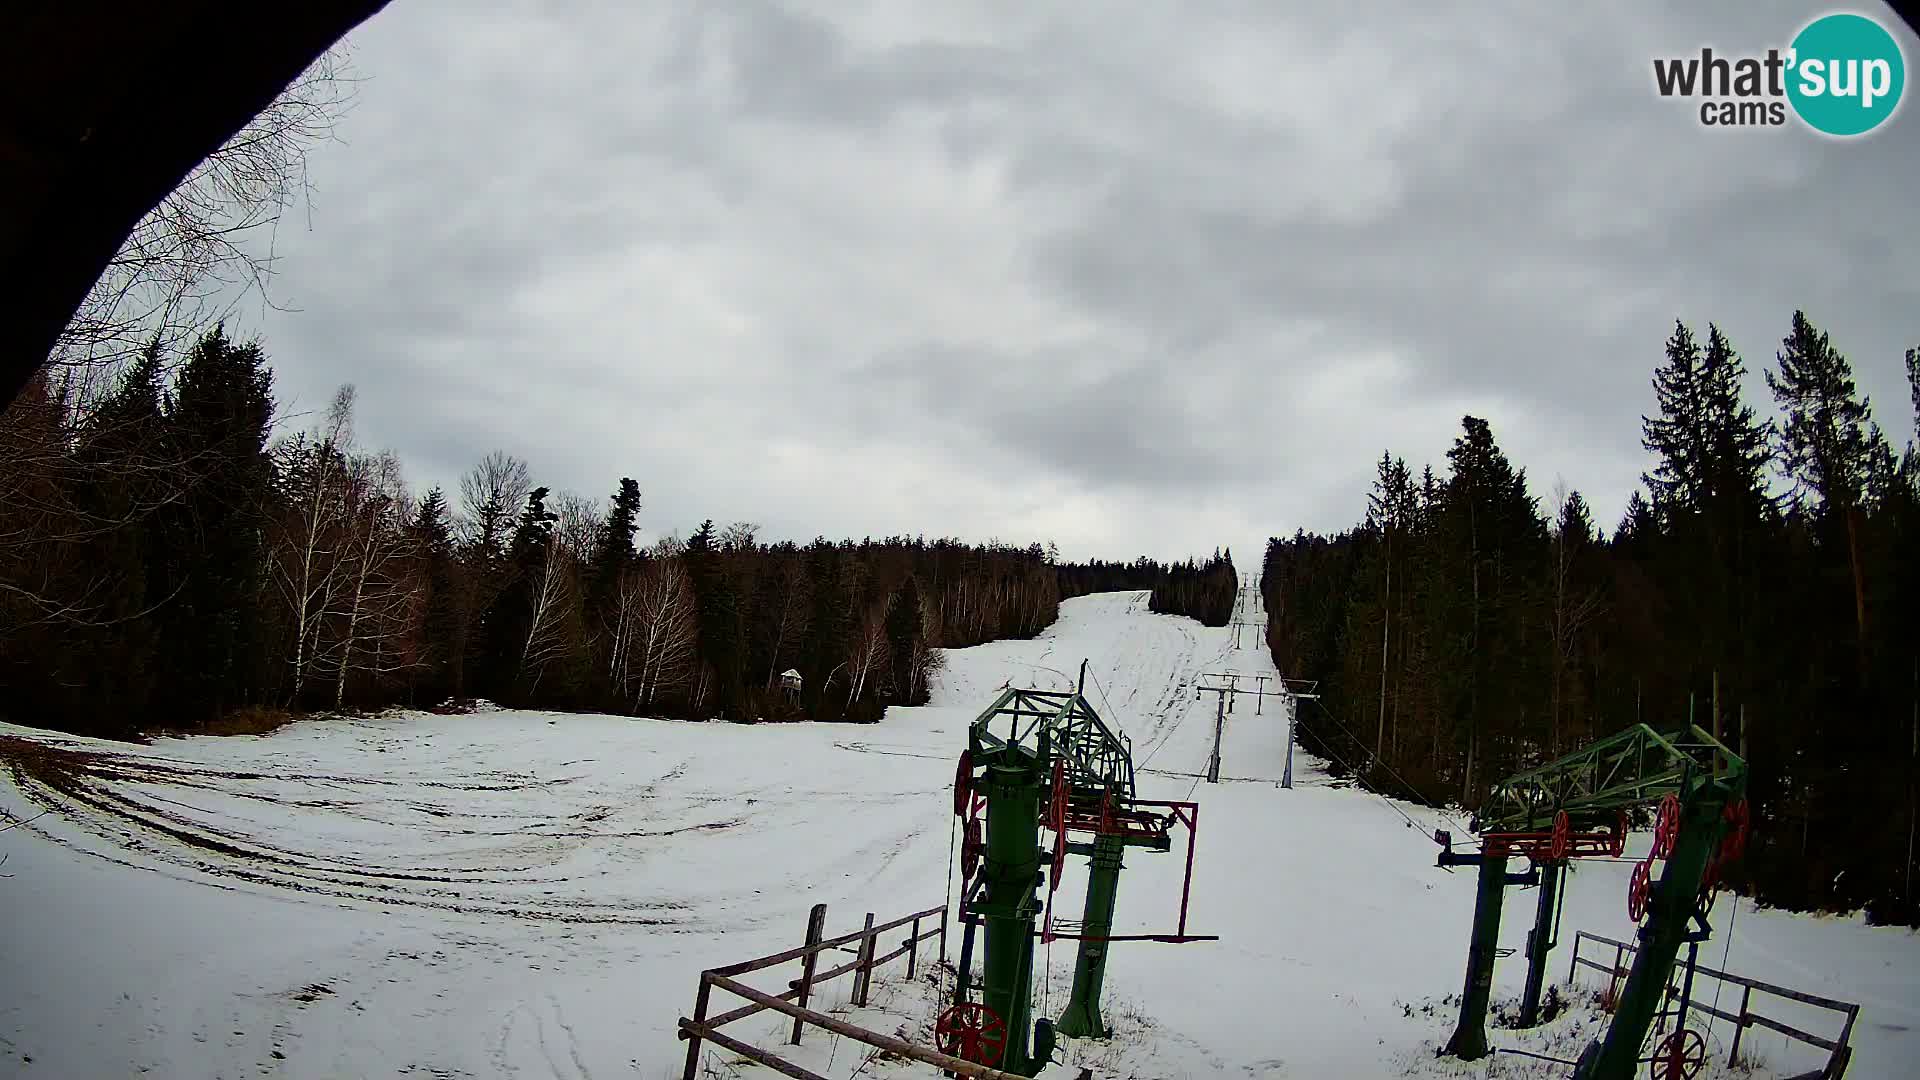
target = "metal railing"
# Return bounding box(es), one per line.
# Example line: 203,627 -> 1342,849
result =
677,901 -> 1023,1080
1568,930 -> 1859,1078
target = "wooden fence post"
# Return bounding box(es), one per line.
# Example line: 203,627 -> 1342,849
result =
938,904 -> 948,965
1728,984 -> 1753,1066
907,915 -> 922,980
790,903 -> 828,1045
854,912 -> 877,1007
682,975 -> 713,1080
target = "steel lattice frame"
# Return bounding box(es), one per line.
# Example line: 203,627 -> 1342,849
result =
969,687 -> 1135,804
1478,723 -> 1745,832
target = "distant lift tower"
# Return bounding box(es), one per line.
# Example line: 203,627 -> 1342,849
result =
1194,672 -> 1316,788
1229,585 -> 1262,650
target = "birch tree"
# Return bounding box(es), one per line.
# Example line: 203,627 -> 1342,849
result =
269,385 -> 355,705
328,451 -> 419,708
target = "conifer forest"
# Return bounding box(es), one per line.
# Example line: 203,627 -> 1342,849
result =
1264,312 -> 1920,924
0,330 -> 1208,737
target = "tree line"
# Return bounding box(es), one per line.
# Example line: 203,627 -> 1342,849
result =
1263,312 -> 1919,924
0,328 -> 1245,737
1148,550 -> 1239,626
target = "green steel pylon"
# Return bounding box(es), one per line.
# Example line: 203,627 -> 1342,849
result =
1054,832 -> 1125,1037
1436,722 -> 1745,1078
1573,784 -> 1740,1080
1517,858 -> 1564,1028
957,676 -> 1207,1071
976,758 -> 1046,1075
1442,847 -> 1513,1059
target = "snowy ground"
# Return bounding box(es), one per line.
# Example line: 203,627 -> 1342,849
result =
1,588 -> 1915,1079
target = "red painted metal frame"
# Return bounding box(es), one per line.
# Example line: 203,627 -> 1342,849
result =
1482,824 -> 1625,861
1040,799 -> 1216,943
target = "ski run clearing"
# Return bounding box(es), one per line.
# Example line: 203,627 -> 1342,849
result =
2,590 -> 1915,1079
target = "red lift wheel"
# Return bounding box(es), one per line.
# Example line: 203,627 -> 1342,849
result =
1650,1027 -> 1706,1080
961,817 -> 983,880
1628,858 -> 1653,923
1610,810 -> 1629,858
1699,851 -> 1722,898
1050,817 -> 1067,890
935,1001 -> 1008,1066
1050,757 -> 1069,832
1722,799 -> 1751,863
1550,810 -> 1571,860
1653,794 -> 1682,859
953,750 -> 973,818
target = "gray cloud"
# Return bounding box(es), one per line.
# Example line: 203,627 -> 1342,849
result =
252,0 -> 1920,565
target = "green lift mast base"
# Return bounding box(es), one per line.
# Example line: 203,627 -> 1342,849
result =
947,665 -> 1216,1075
1433,722 -> 1749,1080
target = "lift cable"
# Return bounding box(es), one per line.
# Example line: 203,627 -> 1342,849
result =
942,806 -> 959,1005
1305,694 -> 1477,843
1707,892 -> 1742,1026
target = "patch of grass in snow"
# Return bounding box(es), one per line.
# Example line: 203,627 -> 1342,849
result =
175,705 -> 299,737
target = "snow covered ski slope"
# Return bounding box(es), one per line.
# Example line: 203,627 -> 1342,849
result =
2,589 -> 1915,1078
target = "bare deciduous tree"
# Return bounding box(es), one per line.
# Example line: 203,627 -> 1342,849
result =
458,450 -> 533,560
551,490 -> 603,564
630,546 -> 698,709
761,558 -> 811,688
720,521 -> 760,554
520,532 -> 580,692
50,51 -> 358,400
269,385 -> 356,704
845,608 -> 889,707
326,451 -> 420,708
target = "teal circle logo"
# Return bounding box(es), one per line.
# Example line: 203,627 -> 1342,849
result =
1787,12 -> 1906,136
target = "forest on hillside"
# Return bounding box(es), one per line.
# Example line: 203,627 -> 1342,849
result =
0,329 -> 1225,738
1263,312 -> 1919,924
1149,551 -> 1239,626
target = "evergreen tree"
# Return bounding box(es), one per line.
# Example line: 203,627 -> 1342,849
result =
410,487 -> 464,702
150,326 -> 276,722
1616,490 -> 1657,544
801,539 -> 849,719
1641,320 -> 1705,521
685,519 -> 745,718
1436,415 -> 1545,801
588,478 -> 642,615
476,487 -> 555,700
74,345 -> 170,724
886,575 -> 923,702
1768,311 -> 1883,648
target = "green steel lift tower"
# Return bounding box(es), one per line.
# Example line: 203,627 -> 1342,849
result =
1434,722 -> 1749,1080
940,667 -> 1212,1074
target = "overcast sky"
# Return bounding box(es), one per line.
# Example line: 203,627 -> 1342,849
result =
248,0 -> 1920,567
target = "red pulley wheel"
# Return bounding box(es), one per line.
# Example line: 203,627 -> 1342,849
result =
1050,757 -> 1068,831
1649,1028 -> 1706,1080
935,1001 -> 1007,1066
1550,809 -> 1570,861
1699,851 -> 1722,898
1653,793 -> 1681,859
1628,858 -> 1653,923
1050,818 -> 1067,890
953,750 -> 973,818
1722,799 -> 1751,863
1610,810 -> 1629,858
961,817 -> 983,880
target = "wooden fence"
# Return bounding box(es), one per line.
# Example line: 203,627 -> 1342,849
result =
677,901 -> 1024,1080
1568,930 -> 1859,1079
